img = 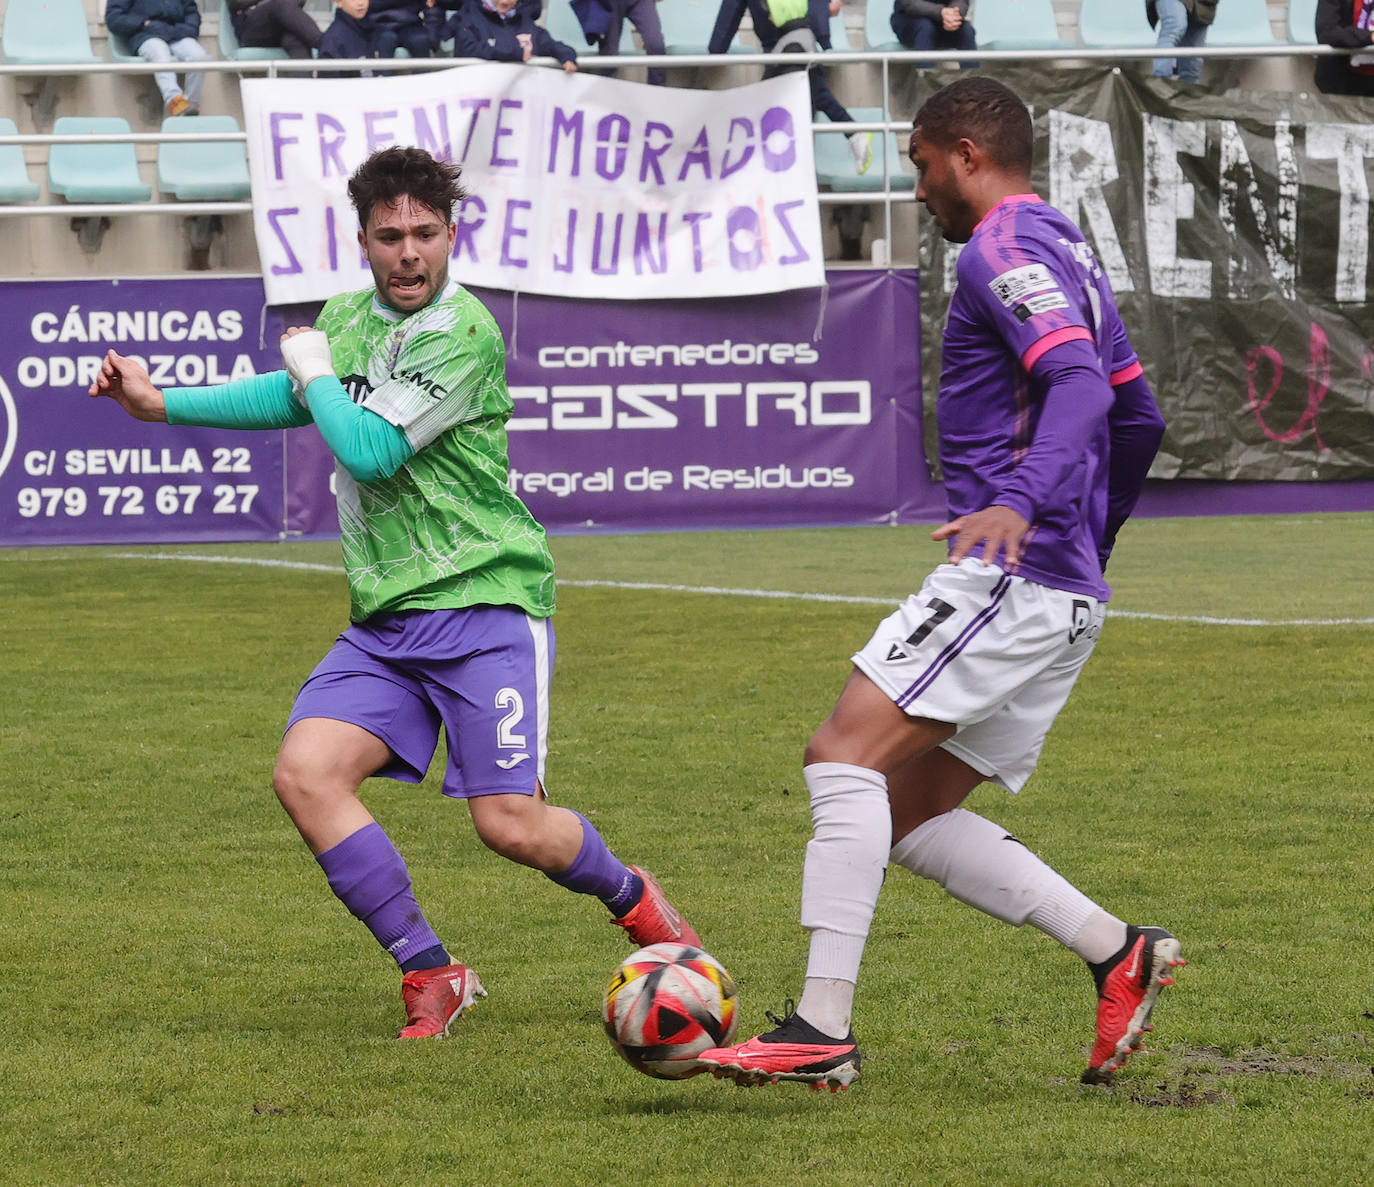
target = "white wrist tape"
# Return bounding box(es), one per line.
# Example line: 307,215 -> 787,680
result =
280,330 -> 336,398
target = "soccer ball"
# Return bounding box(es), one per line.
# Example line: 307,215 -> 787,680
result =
602,943 -> 739,1079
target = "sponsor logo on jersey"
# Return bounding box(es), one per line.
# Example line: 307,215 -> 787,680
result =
1012,291 -> 1071,323
396,369 -> 449,402
885,644 -> 908,661
495,753 -> 531,769
988,263 -> 1059,308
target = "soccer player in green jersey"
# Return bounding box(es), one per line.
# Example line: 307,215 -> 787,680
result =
90,146 -> 699,1039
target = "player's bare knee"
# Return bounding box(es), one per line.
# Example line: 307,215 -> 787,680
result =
470,794 -> 553,867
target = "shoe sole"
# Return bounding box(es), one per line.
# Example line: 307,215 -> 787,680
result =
702,1055 -> 861,1092
1081,935 -> 1184,1084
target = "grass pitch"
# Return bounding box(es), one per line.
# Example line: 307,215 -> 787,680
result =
3,514 -> 1373,1185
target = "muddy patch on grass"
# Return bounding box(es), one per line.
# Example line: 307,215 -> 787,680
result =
1182,1046 -> 1374,1079
1129,1079 -> 1233,1107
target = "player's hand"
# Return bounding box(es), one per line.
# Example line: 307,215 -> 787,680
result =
88,348 -> 167,422
931,504 -> 1029,568
942,6 -> 962,29
563,59 -> 578,72
280,327 -> 336,396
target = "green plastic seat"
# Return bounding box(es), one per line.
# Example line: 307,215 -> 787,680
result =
1077,0 -> 1156,48
2,0 -> 98,64
864,0 -> 902,51
218,0 -> 290,60
973,0 -> 1074,50
1285,0 -> 1317,45
1207,0 -> 1279,46
48,116 -> 153,203
659,0 -> 749,54
157,115 -> 252,201
814,108 -> 910,194
0,117 -> 41,202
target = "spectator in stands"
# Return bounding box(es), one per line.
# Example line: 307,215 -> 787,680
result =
227,0 -> 323,59
597,0 -> 667,86
105,0 -> 210,117
442,0 -> 579,69
1314,0 -> 1374,95
1147,0 -> 1216,85
890,1 -> 977,66
318,0 -> 441,60
710,0 -> 874,174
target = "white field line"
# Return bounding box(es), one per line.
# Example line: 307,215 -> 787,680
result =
89,551 -> 1374,628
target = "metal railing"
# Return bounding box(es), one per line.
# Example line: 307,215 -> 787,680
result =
0,41 -> 1351,268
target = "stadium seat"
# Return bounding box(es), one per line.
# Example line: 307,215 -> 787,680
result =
156,116 -> 252,201
217,0 -> 289,60
1206,0 -> 1279,46
972,0 -> 1074,50
864,0 -> 903,52
2,0 -> 98,64
813,109 -> 910,193
660,0 -> 748,54
542,0 -> 641,55
1286,0 -> 1318,45
1077,0 -> 1156,48
48,116 -> 153,202
829,9 -> 855,51
0,118 -> 41,203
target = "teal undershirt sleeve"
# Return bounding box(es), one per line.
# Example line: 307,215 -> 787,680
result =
302,376 -> 416,484
164,371 -> 314,430
162,371 -> 415,484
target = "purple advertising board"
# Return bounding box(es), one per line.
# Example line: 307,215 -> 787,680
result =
267,269 -> 936,534
0,278 -> 286,547
2,274 -> 1368,550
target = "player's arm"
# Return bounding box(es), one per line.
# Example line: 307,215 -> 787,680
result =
89,348 -> 313,430
1099,339 -> 1165,568
937,337 -> 1113,566
280,329 -> 416,484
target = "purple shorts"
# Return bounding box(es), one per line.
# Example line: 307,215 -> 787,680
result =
286,606 -> 555,798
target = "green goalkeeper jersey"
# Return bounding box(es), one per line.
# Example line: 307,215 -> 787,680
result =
313,279 -> 555,623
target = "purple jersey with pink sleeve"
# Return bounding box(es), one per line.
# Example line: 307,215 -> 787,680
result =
938,194 -> 1146,600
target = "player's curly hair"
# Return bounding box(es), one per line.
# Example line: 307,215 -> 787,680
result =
913,77 -> 1033,176
347,146 -> 467,230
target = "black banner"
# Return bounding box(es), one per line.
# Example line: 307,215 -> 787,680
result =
911,65 -> 1374,481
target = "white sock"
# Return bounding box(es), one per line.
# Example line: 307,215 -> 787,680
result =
889,808 -> 1127,961
797,762 -> 890,1037
797,976 -> 855,1040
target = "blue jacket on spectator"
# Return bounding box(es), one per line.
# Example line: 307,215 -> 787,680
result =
445,0 -> 577,63
105,0 -> 202,54
708,0 -> 832,54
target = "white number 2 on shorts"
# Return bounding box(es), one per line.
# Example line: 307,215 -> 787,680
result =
495,688 -> 527,748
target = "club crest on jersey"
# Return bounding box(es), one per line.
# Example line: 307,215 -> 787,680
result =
988,263 -> 1058,308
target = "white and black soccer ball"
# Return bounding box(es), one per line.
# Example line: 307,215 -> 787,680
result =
602,943 -> 740,1080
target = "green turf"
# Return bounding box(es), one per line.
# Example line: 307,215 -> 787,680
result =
3,517 -> 1373,1185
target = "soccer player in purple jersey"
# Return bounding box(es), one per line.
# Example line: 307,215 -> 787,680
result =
699,76 -> 1180,1090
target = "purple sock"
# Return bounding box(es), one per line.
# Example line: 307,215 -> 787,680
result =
316,822 -> 448,970
546,812 -> 643,915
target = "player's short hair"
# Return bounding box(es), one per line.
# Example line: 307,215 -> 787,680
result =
348,146 -> 467,230
913,77 -> 1033,175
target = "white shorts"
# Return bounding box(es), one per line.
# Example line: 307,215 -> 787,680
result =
851,559 -> 1105,793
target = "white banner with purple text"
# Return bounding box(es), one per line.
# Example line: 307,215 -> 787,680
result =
240,65 -> 825,306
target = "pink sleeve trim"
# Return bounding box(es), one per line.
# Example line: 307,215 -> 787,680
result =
1109,360 -> 1144,386
1021,325 -> 1094,372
